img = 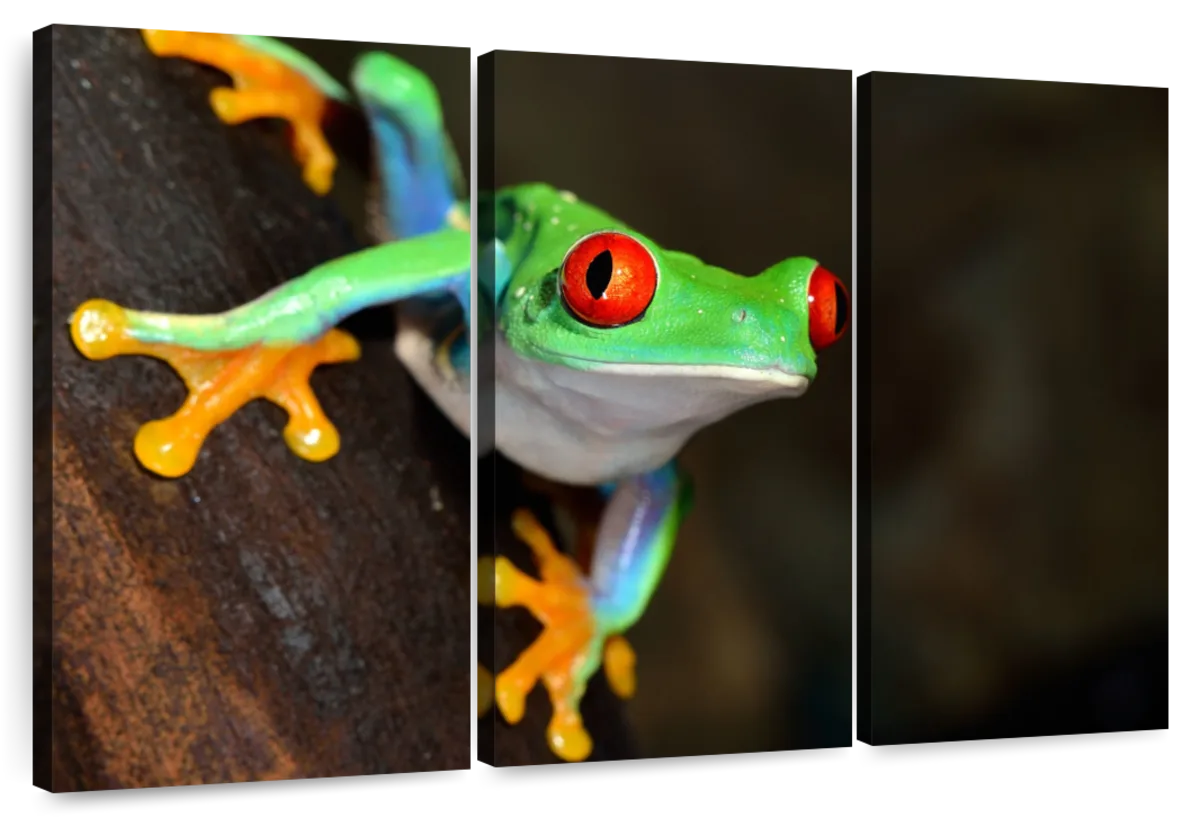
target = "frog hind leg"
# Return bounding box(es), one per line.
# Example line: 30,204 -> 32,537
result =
470,472 -> 597,719
488,462 -> 690,762
141,30 -> 344,196
72,231 -> 470,478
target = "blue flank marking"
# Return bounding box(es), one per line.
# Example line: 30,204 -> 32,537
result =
492,240 -> 513,305
447,272 -> 470,327
437,274 -> 470,376
448,332 -> 470,376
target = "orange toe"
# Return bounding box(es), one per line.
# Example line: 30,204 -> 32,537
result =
70,299 -> 360,478
489,509 -> 611,762
140,29 -> 337,196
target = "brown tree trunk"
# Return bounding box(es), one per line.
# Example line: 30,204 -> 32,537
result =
36,24 -> 471,791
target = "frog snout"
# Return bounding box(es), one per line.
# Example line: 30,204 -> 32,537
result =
725,304 -> 805,369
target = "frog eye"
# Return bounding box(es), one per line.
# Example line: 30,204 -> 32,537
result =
807,265 -> 849,351
559,232 -> 659,328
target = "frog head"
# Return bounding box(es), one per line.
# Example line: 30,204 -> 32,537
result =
502,225 -> 848,398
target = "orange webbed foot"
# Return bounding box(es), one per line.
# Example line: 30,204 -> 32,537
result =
489,509 -> 637,762
70,298 -> 360,478
141,29 -> 338,195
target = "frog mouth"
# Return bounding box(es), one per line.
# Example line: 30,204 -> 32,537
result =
529,347 -> 810,390
589,361 -> 809,390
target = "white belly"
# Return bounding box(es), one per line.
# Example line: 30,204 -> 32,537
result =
394,312 -> 809,486
494,337 -> 807,486
394,305 -> 470,437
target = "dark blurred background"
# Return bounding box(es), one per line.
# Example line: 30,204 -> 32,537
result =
59,35 -> 1161,765
862,73 -> 1167,745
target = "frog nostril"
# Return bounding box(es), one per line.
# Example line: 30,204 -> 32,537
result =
733,308 -> 747,323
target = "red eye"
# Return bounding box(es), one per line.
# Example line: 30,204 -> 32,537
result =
808,265 -> 849,351
559,232 -> 658,327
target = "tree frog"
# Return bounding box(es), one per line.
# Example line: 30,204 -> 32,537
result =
480,186 -> 849,761
66,31 -> 850,766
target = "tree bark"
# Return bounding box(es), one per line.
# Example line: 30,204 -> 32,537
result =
37,24 -> 470,791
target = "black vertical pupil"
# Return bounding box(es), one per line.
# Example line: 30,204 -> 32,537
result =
834,282 -> 848,335
586,250 -> 613,299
